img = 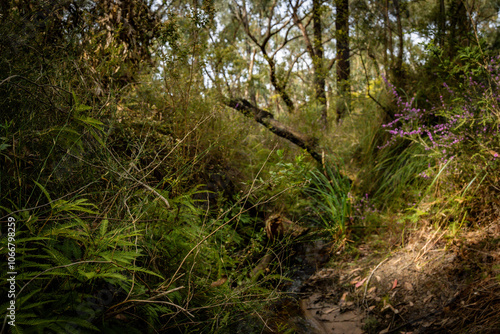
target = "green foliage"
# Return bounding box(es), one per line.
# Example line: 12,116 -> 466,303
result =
263,150 -> 314,216
0,196 -> 158,333
306,164 -> 352,237
366,140 -> 432,209
3,0 -> 500,332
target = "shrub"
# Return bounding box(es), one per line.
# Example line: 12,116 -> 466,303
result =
380,56 -> 500,223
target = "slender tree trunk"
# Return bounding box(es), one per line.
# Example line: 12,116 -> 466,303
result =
448,0 -> 470,57
383,0 -> 393,76
393,0 -> 404,87
312,0 -> 327,126
246,45 -> 257,105
437,0 -> 446,47
235,1 -> 295,113
263,51 -> 296,113
382,0 -> 397,118
336,0 -> 350,123
292,0 -> 328,125
383,0 -> 388,75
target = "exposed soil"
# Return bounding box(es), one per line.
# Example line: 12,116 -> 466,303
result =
264,219 -> 500,334
294,220 -> 500,334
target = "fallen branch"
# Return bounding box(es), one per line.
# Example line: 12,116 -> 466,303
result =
224,98 -> 322,163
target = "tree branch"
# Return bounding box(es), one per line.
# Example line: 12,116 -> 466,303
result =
224,98 -> 322,163
233,1 -> 295,112
284,49 -> 308,87
290,1 -> 315,58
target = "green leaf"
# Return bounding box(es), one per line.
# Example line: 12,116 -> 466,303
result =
33,180 -> 52,203
100,217 -> 109,237
77,269 -> 97,280
53,198 -> 98,215
89,127 -> 106,147
0,142 -> 10,151
99,251 -> 142,264
129,266 -> 165,279
74,115 -> 104,131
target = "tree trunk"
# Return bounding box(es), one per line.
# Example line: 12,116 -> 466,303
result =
448,0 -> 470,57
246,45 -> 257,105
336,0 -> 350,123
235,1 -> 296,113
383,0 -> 393,77
437,0 -> 446,47
263,51 -> 296,113
224,98 -> 352,181
313,0 -> 327,126
392,0 -> 404,87
292,0 -> 328,125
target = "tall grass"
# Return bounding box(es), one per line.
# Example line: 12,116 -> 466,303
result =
364,140 -> 431,209
306,163 -> 352,237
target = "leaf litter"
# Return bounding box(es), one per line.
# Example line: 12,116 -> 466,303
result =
280,219 -> 500,334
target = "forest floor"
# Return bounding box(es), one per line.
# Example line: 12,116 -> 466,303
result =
268,219 -> 500,334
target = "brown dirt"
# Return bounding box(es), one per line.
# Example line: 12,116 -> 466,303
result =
296,220 -> 500,334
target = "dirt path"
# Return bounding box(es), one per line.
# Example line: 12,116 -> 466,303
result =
294,222 -> 500,334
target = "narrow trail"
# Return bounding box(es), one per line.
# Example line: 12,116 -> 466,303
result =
276,221 -> 500,333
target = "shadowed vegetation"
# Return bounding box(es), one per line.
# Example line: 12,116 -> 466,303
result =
1,0 -> 499,333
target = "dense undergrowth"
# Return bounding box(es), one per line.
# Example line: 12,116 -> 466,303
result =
0,53 -> 296,332
1,2 -> 500,334
0,6 -> 290,332
0,72 -> 291,333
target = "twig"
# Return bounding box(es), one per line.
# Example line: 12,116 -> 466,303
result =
363,257 -> 389,304
253,310 -> 273,332
124,176 -> 171,209
105,286 -> 189,318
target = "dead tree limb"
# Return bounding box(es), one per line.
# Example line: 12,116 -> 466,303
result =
224,98 -> 322,163
224,98 -> 352,184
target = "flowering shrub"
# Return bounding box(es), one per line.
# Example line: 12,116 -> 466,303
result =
381,57 -> 500,179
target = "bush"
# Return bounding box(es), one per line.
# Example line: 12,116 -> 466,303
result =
380,56 -> 500,223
